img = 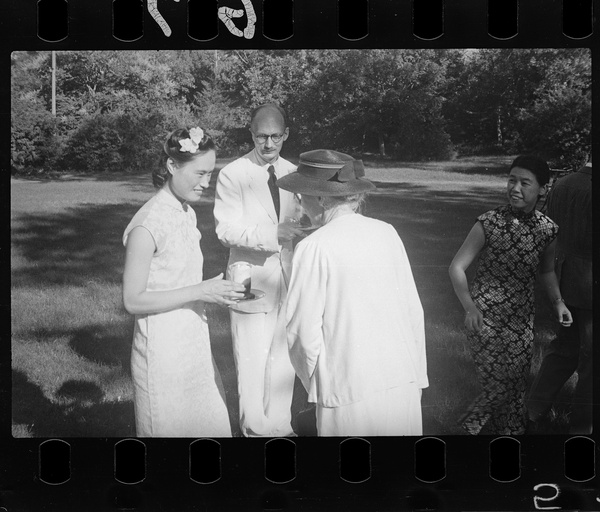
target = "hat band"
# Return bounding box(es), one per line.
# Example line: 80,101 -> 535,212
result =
299,160 -> 345,170
299,159 -> 365,183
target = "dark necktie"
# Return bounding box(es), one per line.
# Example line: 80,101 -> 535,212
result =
267,165 -> 280,220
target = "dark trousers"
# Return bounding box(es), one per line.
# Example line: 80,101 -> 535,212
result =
527,306 -> 593,434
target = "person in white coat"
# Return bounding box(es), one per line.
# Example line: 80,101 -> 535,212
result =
277,149 -> 428,436
214,104 -> 304,437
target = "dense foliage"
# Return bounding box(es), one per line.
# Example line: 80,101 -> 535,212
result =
11,49 -> 591,175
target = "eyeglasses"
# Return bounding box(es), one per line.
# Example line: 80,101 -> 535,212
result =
253,132 -> 285,144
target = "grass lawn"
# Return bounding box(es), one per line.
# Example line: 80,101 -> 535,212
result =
11,156 -> 574,437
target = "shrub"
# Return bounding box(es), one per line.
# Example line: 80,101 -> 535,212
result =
11,95 -> 57,175
57,100 -> 198,174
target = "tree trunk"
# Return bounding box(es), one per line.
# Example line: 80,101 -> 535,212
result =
51,51 -> 56,116
496,106 -> 503,146
378,132 -> 386,157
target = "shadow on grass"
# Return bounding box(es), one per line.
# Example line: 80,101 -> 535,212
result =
13,370 -> 135,437
11,177 -> 230,289
13,172 -> 568,436
28,322 -> 134,374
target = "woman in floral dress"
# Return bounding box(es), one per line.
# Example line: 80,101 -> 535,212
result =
122,127 -> 246,437
449,155 -> 572,435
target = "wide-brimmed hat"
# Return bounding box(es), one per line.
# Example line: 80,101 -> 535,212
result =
276,149 -> 375,196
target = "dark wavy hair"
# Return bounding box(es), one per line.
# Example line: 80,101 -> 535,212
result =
509,155 -> 550,186
153,127 -> 216,188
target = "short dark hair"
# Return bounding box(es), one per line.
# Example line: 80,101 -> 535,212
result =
510,155 -> 550,186
250,103 -> 288,128
153,127 -> 215,188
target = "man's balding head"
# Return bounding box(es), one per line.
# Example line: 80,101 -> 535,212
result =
250,103 -> 288,131
249,104 -> 289,164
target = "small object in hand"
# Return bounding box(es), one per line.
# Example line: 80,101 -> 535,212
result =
229,262 -> 252,299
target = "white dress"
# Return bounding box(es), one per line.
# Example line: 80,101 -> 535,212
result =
123,189 -> 232,437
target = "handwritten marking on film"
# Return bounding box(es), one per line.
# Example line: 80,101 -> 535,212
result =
148,0 -> 256,38
533,484 -> 561,510
148,0 -> 178,37
218,0 -> 256,38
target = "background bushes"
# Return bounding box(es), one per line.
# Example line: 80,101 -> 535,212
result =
11,49 -> 591,176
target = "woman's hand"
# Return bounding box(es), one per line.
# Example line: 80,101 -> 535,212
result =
465,307 -> 484,333
555,301 -> 573,327
197,273 -> 246,306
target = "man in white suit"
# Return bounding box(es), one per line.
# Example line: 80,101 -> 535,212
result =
214,104 -> 303,437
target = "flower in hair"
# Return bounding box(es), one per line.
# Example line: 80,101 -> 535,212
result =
189,127 -> 204,144
179,127 -> 205,153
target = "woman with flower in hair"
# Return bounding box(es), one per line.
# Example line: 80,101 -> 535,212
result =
122,127 -> 246,437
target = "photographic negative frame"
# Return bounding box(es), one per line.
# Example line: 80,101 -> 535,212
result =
2,1 -> 598,510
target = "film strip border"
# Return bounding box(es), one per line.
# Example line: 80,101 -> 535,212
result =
34,0 -> 595,43
7,0 -> 596,48
2,1 -> 598,510
2,436 -> 598,510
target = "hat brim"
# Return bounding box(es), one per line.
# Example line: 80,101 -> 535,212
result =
276,172 -> 376,196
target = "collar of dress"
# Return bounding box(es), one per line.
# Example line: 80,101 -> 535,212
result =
158,187 -> 188,212
505,204 -> 536,224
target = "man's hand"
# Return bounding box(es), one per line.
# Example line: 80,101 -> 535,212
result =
278,220 -> 304,242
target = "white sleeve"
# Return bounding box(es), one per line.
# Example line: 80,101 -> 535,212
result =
285,240 -> 327,392
213,167 -> 279,253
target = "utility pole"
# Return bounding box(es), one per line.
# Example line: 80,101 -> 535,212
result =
51,51 -> 56,116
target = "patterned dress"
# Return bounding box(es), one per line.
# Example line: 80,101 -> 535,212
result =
123,188 -> 232,437
460,204 -> 558,435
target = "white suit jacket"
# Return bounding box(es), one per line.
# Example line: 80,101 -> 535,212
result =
286,213 -> 428,407
214,150 -> 297,313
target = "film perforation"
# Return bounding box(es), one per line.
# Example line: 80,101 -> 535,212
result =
264,438 -> 296,484
339,438 -> 371,483
37,0 -> 68,42
564,437 -> 596,482
263,0 -> 294,41
112,0 -> 143,42
188,0 -> 219,42
415,437 -> 446,483
412,0 -> 444,40
562,0 -> 594,38
38,439 -> 71,485
114,438 -> 146,485
487,0 -> 518,39
189,438 -> 221,484
489,436 -> 521,482
338,0 -> 369,40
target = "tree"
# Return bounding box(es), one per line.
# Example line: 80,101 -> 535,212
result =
516,49 -> 591,170
442,48 -> 591,167
293,50 -> 452,159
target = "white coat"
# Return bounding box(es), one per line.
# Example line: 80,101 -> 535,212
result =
286,213 -> 428,408
214,150 -> 297,313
